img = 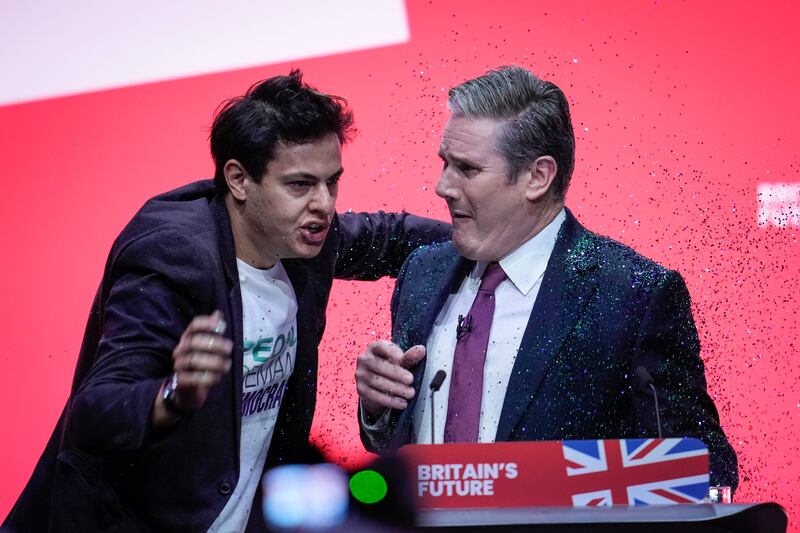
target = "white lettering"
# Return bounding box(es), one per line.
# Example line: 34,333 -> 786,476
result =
469,480 -> 483,494
758,182 -> 800,228
418,464 -> 430,481
505,462 -> 518,479
463,463 -> 477,479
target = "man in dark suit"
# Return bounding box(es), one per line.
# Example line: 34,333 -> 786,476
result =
356,66 -> 738,491
4,70 -> 449,532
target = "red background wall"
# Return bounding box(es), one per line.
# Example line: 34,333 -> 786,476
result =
1,1 -> 798,528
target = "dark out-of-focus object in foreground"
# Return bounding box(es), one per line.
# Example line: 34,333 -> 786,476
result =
260,449 -> 417,532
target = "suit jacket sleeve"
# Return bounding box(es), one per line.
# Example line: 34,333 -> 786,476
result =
65,229 -> 216,454
631,270 -> 739,490
334,211 -> 449,280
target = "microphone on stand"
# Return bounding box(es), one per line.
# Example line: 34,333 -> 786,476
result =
429,370 -> 447,444
635,365 -> 662,438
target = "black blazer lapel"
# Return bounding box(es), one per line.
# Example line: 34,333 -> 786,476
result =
210,194 -> 246,454
495,210 -> 599,441
389,245 -> 471,447
278,261 -> 315,426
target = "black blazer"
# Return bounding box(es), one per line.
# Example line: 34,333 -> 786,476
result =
363,209 -> 738,490
4,180 -> 449,532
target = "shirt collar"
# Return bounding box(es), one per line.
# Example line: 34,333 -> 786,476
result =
470,208 -> 566,295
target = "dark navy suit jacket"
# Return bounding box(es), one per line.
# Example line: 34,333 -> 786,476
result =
4,180 -> 449,532
362,209 -> 738,490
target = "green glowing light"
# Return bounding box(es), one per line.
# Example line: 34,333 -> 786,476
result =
349,469 -> 388,504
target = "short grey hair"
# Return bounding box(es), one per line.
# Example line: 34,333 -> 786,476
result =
448,66 -> 575,200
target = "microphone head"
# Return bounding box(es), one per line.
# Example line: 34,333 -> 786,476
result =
429,370 -> 446,392
635,365 -> 654,386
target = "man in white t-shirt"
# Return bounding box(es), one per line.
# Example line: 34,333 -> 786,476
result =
6,70 -> 449,532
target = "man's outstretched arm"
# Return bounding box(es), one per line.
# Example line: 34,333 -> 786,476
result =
334,211 -> 449,280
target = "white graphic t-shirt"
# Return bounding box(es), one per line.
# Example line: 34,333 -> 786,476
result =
209,259 -> 297,532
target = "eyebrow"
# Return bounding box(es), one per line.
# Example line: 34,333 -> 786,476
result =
282,167 -> 344,181
438,149 -> 477,168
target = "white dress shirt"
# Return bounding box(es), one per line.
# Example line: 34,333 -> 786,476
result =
413,209 -> 566,444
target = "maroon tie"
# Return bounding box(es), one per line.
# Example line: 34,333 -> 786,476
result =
443,262 -> 507,443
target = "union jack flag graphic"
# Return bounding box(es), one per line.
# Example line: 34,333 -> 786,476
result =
562,438 -> 710,506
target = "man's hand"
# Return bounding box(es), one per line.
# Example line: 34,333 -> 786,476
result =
152,311 -> 233,427
355,340 -> 426,421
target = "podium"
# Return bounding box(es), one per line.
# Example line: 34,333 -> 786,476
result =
416,503 -> 786,532
395,440 -> 786,532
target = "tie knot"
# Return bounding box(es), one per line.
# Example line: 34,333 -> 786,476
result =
479,262 -> 507,292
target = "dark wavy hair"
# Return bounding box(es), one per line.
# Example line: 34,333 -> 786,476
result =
210,69 -> 355,191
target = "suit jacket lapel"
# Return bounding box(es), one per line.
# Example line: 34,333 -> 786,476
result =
413,254 -> 472,348
390,246 -> 471,446
279,260 -> 313,418
211,194 -> 246,452
495,210 -> 599,441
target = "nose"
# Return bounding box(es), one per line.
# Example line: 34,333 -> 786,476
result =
435,167 -> 457,201
309,183 -> 336,215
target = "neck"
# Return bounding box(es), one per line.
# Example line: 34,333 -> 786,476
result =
497,201 -> 563,261
527,201 -> 563,239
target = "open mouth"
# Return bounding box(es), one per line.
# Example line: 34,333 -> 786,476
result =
305,223 -> 326,233
299,222 -> 330,245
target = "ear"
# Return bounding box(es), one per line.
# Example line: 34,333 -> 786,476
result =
522,155 -> 557,202
224,159 -> 250,202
